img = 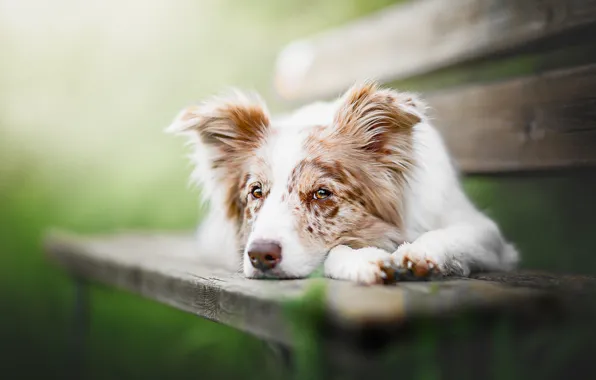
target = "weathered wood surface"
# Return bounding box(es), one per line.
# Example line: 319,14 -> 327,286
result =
44,231 -> 596,346
427,64 -> 596,173
274,0 -> 596,101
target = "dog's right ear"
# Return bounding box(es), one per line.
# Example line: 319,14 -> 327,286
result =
166,91 -> 271,157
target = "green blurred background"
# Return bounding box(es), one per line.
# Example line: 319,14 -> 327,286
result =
1,0 -> 595,379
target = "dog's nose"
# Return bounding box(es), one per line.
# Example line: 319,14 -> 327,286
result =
248,240 -> 282,271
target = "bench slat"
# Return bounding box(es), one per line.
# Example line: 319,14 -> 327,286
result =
428,64 -> 596,173
45,231 -> 596,346
274,0 -> 596,101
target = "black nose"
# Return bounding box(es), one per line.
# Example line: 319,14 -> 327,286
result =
248,240 -> 282,271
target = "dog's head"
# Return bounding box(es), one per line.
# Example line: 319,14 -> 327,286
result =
168,82 -> 423,278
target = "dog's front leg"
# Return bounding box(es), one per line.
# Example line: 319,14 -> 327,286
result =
393,222 -> 518,277
324,245 -> 397,285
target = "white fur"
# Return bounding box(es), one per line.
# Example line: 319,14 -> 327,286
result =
323,105 -> 519,283
396,118 -> 519,275
325,245 -> 394,284
243,126 -> 321,278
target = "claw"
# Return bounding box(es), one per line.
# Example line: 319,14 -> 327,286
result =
377,260 -> 399,285
397,254 -> 442,281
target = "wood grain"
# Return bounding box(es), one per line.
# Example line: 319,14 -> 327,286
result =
44,230 -> 593,345
427,64 -> 596,173
274,0 -> 596,101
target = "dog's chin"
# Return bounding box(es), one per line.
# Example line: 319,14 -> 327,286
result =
243,262 -> 321,280
244,269 -> 302,280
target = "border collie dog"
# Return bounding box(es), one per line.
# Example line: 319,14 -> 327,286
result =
167,82 -> 518,284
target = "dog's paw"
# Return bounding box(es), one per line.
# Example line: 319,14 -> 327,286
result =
394,243 -> 442,278
358,257 -> 399,285
393,242 -> 467,278
324,245 -> 399,285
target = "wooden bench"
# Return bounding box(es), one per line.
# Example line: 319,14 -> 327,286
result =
45,1 -> 596,378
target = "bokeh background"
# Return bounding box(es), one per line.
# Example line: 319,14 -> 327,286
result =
1,0 -> 595,379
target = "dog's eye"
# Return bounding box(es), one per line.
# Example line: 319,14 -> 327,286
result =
313,188 -> 332,200
251,185 -> 263,199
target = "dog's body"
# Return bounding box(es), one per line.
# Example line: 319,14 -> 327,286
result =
168,83 -> 518,284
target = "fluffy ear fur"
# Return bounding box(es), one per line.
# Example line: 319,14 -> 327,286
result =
319,82 -> 426,230
166,91 -> 271,225
333,81 -> 423,154
166,91 -> 270,157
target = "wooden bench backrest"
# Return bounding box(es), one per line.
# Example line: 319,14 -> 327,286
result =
273,0 -> 596,174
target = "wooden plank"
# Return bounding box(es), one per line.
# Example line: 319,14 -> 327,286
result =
427,64 -> 596,173
385,40 -> 596,94
44,230 -> 596,346
274,0 -> 596,101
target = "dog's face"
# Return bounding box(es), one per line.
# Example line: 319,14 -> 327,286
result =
168,83 -> 422,278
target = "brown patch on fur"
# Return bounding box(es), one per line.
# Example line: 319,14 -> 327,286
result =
326,205 -> 340,218
225,176 -> 243,221
284,82 -> 421,251
177,93 -> 271,233
328,82 -> 420,229
200,103 -> 269,151
237,177 -> 269,243
288,157 -> 391,249
334,82 -> 420,153
229,173 -> 252,222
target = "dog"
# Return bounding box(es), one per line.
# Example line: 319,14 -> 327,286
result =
167,82 -> 518,284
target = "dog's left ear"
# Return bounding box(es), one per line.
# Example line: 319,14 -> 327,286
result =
166,91 -> 270,157
333,82 -> 423,153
